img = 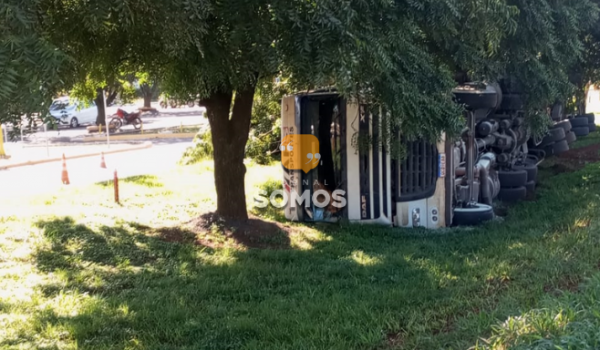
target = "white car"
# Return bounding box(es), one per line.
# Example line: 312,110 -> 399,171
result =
49,97 -> 98,128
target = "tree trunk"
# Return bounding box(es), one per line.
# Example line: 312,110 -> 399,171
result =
201,82 -> 257,220
142,83 -> 153,108
143,94 -> 152,108
94,88 -> 107,126
106,90 -> 118,106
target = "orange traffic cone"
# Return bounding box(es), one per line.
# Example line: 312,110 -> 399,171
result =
61,153 -> 70,185
100,152 -> 107,169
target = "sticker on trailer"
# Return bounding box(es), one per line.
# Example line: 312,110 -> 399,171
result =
438,154 -> 446,178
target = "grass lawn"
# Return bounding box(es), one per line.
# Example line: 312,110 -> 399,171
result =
3,137 -> 600,349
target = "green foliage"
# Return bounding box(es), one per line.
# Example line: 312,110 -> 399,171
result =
476,274 -> 600,350
524,110 -> 553,140
146,0 -> 467,142
3,0 -> 600,219
498,0 -> 599,110
245,80 -> 288,165
179,130 -> 213,165
0,0 -> 71,126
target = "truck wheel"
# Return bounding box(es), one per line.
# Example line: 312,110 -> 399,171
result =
554,120 -> 572,133
551,102 -> 564,121
543,142 -> 555,156
585,113 -> 596,124
525,180 -> 536,194
453,204 -> 494,226
565,131 -> 577,144
570,116 -> 589,127
498,186 -> 527,203
572,126 -> 590,137
513,163 -> 538,183
589,123 -> 597,132
548,128 -> 566,142
528,149 -> 546,160
553,140 -> 569,154
499,169 -> 528,188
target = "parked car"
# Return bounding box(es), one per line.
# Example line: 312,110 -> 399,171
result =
49,97 -> 97,128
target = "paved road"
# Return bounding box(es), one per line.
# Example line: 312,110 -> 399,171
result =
0,140 -> 192,199
10,103 -> 207,144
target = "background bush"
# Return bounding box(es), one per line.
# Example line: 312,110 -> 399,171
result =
245,79 -> 289,165
179,130 -> 213,165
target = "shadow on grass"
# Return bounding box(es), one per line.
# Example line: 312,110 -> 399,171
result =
13,160 -> 600,349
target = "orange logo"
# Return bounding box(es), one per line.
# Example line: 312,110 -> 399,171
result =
280,134 -> 320,173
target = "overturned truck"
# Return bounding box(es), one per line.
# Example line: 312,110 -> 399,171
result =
280,82 -> 543,228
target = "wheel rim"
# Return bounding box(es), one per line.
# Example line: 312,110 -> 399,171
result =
71,119 -> 77,127
110,118 -> 122,129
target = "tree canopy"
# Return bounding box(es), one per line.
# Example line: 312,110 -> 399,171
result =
1,0 -> 71,126
3,0 -> 600,218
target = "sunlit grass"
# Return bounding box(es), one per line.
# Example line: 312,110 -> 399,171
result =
2,134 -> 600,349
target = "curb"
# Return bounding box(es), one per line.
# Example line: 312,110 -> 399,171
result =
82,132 -> 197,142
0,142 -> 153,170
21,141 -> 147,148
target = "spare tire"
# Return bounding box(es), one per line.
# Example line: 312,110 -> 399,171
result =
585,113 -> 596,124
565,131 -> 577,144
553,139 -> 569,154
498,169 -> 528,188
528,149 -> 546,160
554,120 -> 572,133
540,128 -> 565,147
525,180 -> 536,194
572,126 -> 590,137
453,204 -> 495,226
544,143 -> 555,156
549,127 -> 566,142
498,186 -> 527,203
551,102 -> 564,121
589,123 -> 597,132
570,117 -> 589,127
513,163 -> 538,183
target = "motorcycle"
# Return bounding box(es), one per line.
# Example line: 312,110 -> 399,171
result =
110,108 -> 143,130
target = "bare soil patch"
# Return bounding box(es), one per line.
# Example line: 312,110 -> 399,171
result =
549,143 -> 600,174
188,212 -> 292,249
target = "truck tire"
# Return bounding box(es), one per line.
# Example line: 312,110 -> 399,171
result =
585,113 -> 596,124
554,120 -> 572,133
453,204 -> 495,226
540,128 -> 565,147
525,180 -> 536,194
498,169 -> 528,188
572,126 -> 590,137
553,139 -> 569,154
565,131 -> 577,144
528,149 -> 546,161
543,142 -> 555,157
498,186 -> 527,203
589,123 -> 597,132
570,116 -> 589,127
513,163 -> 538,182
549,128 -> 566,142
500,94 -> 524,111
551,102 -> 564,121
